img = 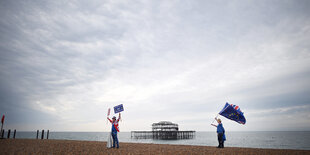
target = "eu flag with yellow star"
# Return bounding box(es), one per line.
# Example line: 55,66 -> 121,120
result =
219,102 -> 246,124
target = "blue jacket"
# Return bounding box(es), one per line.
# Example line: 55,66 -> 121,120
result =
217,123 -> 226,141
217,123 -> 225,133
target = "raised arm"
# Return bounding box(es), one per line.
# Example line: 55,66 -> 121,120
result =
215,117 -> 219,122
211,124 -> 217,127
107,117 -> 112,123
117,113 -> 121,122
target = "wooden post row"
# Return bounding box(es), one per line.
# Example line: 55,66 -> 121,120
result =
13,129 -> 16,139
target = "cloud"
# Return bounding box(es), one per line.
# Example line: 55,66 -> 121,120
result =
0,0 -> 310,131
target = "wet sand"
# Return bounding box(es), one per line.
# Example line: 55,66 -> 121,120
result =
0,139 -> 309,155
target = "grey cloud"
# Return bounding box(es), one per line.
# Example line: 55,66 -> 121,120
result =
0,0 -> 310,131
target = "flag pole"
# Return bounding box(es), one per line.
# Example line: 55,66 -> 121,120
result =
211,113 -> 219,124
212,102 -> 230,124
211,103 -> 230,125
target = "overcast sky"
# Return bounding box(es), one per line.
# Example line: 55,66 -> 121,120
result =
0,0 -> 310,132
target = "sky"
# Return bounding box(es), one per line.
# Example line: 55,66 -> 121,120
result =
0,0 -> 310,132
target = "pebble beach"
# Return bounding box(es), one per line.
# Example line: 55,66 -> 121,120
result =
0,139 -> 309,155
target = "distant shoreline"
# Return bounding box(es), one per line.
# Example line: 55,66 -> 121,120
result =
0,139 -> 309,155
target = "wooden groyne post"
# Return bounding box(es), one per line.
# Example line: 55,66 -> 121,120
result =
36,130 -> 39,139
7,129 -> 11,138
47,130 -> 49,139
41,130 -> 44,139
1,129 -> 4,139
13,129 -> 16,139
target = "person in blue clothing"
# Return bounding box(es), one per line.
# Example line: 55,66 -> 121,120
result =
211,118 -> 225,148
107,113 -> 121,148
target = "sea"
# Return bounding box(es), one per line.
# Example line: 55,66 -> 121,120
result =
10,131 -> 310,150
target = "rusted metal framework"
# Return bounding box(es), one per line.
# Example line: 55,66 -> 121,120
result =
152,121 -> 178,131
131,121 -> 195,140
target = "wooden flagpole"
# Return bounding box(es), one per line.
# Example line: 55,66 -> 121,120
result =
211,103 -> 231,125
211,114 -> 219,124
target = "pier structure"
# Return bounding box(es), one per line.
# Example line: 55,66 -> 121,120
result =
131,121 -> 195,140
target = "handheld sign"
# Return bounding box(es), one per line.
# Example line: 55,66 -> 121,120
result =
107,108 -> 111,116
114,104 -> 124,114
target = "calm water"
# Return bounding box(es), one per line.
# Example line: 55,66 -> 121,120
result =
10,131 -> 310,150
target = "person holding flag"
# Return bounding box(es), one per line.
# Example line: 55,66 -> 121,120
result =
107,113 -> 121,149
211,118 -> 226,148
211,102 -> 246,148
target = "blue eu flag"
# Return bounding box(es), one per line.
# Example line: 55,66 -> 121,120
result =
219,102 -> 246,124
114,104 -> 124,114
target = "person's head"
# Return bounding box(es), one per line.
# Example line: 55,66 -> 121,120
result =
112,116 -> 116,121
217,119 -> 222,124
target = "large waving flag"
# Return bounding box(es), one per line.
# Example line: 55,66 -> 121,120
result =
219,102 -> 246,124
